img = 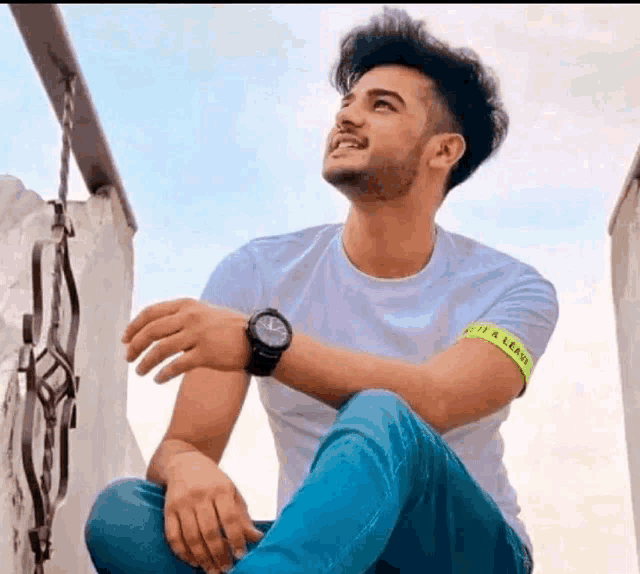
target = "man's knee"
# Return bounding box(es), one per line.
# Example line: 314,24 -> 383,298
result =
335,389 -> 422,444
340,389 -> 410,416
338,388 -> 440,445
84,477 -> 148,548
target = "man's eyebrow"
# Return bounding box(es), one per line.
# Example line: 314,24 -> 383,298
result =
341,88 -> 406,108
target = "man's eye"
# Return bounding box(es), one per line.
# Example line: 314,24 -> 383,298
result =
373,100 -> 394,110
339,99 -> 395,111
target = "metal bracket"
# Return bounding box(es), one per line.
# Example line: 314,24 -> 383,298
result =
47,200 -> 75,238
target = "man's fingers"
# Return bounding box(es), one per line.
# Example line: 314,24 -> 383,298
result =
178,509 -> 222,571
233,489 -> 265,547
246,524 -> 265,542
211,493 -> 252,561
165,511 -> 201,567
196,500 -> 234,571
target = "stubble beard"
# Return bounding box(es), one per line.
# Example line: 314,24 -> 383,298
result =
322,149 -> 423,204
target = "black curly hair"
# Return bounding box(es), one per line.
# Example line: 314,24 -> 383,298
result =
329,6 -> 509,198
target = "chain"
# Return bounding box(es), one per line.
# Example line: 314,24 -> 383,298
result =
42,73 -> 76,523
50,72 -> 76,337
57,73 -> 75,209
18,66 -> 81,574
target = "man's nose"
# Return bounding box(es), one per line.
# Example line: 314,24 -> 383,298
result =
335,101 -> 364,129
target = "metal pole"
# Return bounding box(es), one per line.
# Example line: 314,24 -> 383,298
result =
9,3 -> 137,233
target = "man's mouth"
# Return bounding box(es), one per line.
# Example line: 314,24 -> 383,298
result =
330,142 -> 366,155
330,135 -> 367,153
331,147 -> 363,155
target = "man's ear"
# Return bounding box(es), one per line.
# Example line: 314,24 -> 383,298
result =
428,133 -> 466,171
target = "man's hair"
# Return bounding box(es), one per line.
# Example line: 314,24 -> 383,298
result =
329,7 -> 509,198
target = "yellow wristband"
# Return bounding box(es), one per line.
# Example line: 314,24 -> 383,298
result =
458,323 -> 533,387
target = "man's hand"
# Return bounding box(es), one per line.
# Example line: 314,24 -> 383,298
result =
122,298 -> 250,383
165,451 -> 264,573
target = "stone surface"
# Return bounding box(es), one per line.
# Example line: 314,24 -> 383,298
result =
0,175 -> 146,573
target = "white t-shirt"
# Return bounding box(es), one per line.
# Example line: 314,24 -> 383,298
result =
201,222 -> 559,557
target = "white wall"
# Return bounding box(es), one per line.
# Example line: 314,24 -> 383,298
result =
0,176 -> 146,573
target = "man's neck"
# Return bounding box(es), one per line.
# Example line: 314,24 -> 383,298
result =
342,202 -> 437,280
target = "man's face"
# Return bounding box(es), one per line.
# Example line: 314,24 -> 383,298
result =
322,64 -> 438,203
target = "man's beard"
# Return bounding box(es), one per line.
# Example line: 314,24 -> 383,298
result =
322,152 -> 422,204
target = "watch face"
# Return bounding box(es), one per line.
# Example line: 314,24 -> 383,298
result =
255,314 -> 289,347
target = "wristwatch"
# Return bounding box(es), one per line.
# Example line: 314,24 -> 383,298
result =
245,308 -> 293,377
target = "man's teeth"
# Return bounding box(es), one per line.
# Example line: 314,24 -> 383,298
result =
337,142 -> 361,149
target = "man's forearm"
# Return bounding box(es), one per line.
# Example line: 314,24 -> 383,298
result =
272,330 -> 446,432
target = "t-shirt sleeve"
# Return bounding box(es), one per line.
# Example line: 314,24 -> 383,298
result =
199,245 -> 264,315
473,266 -> 559,397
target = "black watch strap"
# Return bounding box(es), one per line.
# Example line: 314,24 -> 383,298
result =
246,345 -> 282,377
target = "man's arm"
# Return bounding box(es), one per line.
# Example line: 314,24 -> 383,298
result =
272,332 -> 525,434
147,367 -> 251,486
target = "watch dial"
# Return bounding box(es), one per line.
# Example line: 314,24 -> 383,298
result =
255,315 -> 289,347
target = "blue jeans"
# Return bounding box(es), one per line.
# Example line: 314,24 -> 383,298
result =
85,390 -> 533,573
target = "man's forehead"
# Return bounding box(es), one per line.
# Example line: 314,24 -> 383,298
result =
351,65 -> 433,100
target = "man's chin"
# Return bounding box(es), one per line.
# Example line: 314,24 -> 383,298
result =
321,169 -> 386,200
322,161 -> 375,184
322,167 -> 361,187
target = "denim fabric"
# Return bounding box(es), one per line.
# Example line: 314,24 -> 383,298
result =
85,390 -> 533,573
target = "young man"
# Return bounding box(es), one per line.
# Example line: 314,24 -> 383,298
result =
85,8 -> 557,574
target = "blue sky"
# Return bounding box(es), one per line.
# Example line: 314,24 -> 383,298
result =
3,5 -> 640,569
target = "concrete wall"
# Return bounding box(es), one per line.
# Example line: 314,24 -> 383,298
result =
611,176 -> 640,574
0,175 -> 146,573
